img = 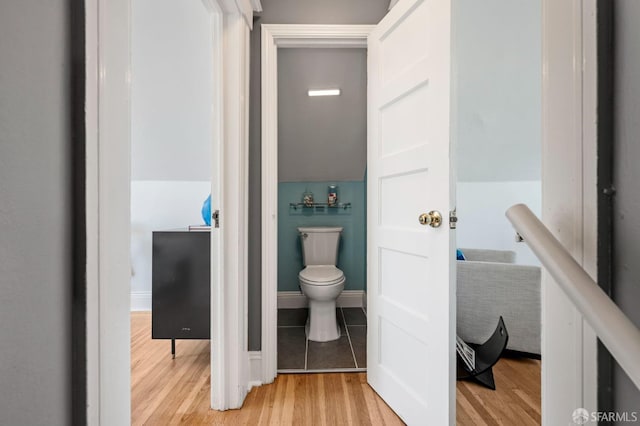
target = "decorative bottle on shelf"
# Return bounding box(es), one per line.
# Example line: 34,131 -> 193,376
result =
302,190 -> 314,207
328,185 -> 338,207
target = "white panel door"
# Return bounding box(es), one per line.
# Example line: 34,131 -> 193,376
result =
367,0 -> 455,424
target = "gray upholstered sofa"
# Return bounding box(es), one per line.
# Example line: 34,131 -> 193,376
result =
456,248 -> 541,356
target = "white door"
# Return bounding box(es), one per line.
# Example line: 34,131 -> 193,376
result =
367,0 -> 455,424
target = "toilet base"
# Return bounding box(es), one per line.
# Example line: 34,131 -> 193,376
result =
305,299 -> 341,342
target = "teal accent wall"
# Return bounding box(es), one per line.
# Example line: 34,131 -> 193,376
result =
278,181 -> 366,292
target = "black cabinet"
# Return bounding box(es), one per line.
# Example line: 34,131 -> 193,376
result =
152,230 -> 210,356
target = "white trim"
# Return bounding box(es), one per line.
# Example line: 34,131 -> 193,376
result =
277,290 -> 366,309
210,3 -> 252,410
276,292 -> 305,309
248,351 -> 263,390
580,0 -> 599,414
541,0 -> 598,422
261,24 -> 374,386
130,292 -> 152,312
85,0 -> 132,423
260,24 -> 278,384
205,0 -> 226,412
219,0 -> 256,30
250,0 -> 262,13
262,24 -> 373,48
85,1 -> 100,423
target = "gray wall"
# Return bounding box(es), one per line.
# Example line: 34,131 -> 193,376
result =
249,0 -> 390,350
0,2 -> 72,424
278,48 -> 367,182
612,0 -> 640,415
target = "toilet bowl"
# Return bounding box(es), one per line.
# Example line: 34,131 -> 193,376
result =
297,227 -> 345,342
299,265 -> 345,342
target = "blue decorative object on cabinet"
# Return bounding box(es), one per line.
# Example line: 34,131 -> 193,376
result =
201,194 -> 212,226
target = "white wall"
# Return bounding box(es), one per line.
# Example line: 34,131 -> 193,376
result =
454,0 -> 541,260
131,0 -> 213,182
131,0 -> 214,310
457,181 -> 541,265
454,0 -> 541,183
130,181 -> 210,310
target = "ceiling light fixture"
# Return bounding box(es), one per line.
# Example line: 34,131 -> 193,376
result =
308,89 -> 341,97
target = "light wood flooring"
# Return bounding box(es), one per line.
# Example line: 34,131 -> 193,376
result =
132,312 -> 540,425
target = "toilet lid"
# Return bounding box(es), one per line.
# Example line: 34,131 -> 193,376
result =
299,265 -> 344,284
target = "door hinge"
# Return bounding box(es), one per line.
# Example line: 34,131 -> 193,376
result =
212,210 -> 220,228
449,209 -> 457,230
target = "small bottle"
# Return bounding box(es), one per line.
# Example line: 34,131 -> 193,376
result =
328,185 -> 338,206
302,191 -> 314,207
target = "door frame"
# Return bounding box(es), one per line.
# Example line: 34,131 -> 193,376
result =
85,0 -> 255,422
540,0 -> 599,421
260,24 -> 375,383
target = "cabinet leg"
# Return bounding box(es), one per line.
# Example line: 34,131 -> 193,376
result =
171,338 -> 175,359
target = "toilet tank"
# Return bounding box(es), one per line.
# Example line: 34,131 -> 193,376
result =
298,226 -> 343,266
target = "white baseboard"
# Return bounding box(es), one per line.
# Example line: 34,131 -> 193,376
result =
248,351 -> 263,390
131,291 -> 151,311
277,290 -> 365,309
338,290 -> 364,307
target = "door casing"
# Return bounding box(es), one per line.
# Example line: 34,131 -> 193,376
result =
84,0 -> 254,422
540,0 -> 599,420
260,24 -> 375,384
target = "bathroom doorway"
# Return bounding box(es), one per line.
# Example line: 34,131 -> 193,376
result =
274,47 -> 368,373
259,16 -> 459,422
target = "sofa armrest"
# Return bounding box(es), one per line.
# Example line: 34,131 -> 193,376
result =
457,260 -> 541,355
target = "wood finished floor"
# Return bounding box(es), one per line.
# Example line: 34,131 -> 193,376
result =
132,312 -> 540,425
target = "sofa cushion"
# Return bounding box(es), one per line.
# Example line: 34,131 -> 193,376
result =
458,248 -> 516,264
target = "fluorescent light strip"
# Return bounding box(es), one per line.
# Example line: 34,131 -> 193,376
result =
308,89 -> 341,97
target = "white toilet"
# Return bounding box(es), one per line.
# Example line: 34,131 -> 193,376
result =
298,226 -> 345,342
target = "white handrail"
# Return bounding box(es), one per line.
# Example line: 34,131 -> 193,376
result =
506,203 -> 640,390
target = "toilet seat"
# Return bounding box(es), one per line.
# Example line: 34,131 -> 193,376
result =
299,265 -> 345,286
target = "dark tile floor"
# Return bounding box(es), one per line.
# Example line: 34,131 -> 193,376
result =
277,307 -> 367,373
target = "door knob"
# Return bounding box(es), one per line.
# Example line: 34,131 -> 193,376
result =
419,211 -> 442,228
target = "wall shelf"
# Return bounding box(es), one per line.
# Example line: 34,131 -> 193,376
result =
289,202 -> 351,210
